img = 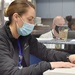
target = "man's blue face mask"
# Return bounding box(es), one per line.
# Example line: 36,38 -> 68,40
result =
17,17 -> 34,36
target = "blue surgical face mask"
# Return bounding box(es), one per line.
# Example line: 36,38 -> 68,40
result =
17,18 -> 34,36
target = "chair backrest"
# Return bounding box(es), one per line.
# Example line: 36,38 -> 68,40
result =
30,54 -> 41,65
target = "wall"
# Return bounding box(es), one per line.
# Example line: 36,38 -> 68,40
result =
0,11 -> 1,25
36,0 -> 75,18
0,0 -> 4,27
41,18 -> 53,29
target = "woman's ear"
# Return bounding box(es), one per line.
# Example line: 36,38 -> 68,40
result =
12,13 -> 19,22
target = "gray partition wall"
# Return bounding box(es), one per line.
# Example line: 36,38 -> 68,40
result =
0,0 -> 4,27
36,0 -> 75,18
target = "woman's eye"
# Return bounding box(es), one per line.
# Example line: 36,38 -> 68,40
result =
28,19 -> 32,21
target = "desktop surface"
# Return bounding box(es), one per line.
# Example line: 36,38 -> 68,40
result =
37,38 -> 75,45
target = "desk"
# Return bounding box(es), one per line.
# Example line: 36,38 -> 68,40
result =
37,38 -> 75,54
37,38 -> 75,45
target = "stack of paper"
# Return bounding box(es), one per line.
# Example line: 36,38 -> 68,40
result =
43,67 -> 75,75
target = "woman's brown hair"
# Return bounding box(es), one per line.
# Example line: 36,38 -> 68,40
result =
66,15 -> 75,30
4,0 -> 35,22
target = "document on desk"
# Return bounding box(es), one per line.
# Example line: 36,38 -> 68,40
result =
43,67 -> 75,75
70,39 -> 75,42
37,38 -> 53,41
36,38 -> 53,43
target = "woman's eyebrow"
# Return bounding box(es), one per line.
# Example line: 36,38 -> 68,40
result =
28,16 -> 35,19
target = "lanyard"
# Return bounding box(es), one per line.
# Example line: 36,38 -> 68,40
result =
51,30 -> 56,38
18,39 -> 23,68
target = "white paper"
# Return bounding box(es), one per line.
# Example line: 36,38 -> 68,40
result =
43,67 -> 75,75
70,39 -> 75,42
37,38 -> 53,41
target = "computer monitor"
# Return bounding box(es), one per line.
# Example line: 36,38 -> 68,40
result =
68,30 -> 75,39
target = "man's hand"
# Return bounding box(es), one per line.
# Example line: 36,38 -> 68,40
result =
50,61 -> 75,69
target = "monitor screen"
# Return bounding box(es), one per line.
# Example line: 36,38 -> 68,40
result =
68,30 -> 75,39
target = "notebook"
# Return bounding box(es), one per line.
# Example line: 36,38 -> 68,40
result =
43,67 -> 75,75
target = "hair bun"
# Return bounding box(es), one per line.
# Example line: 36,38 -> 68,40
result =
4,7 -> 8,17
66,15 -> 72,22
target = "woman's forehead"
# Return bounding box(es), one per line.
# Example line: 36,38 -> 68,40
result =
23,7 -> 35,18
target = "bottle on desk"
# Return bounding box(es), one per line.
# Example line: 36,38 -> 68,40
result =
55,44 -> 61,49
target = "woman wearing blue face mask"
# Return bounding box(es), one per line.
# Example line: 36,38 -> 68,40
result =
17,17 -> 34,36
1,0 -> 75,75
